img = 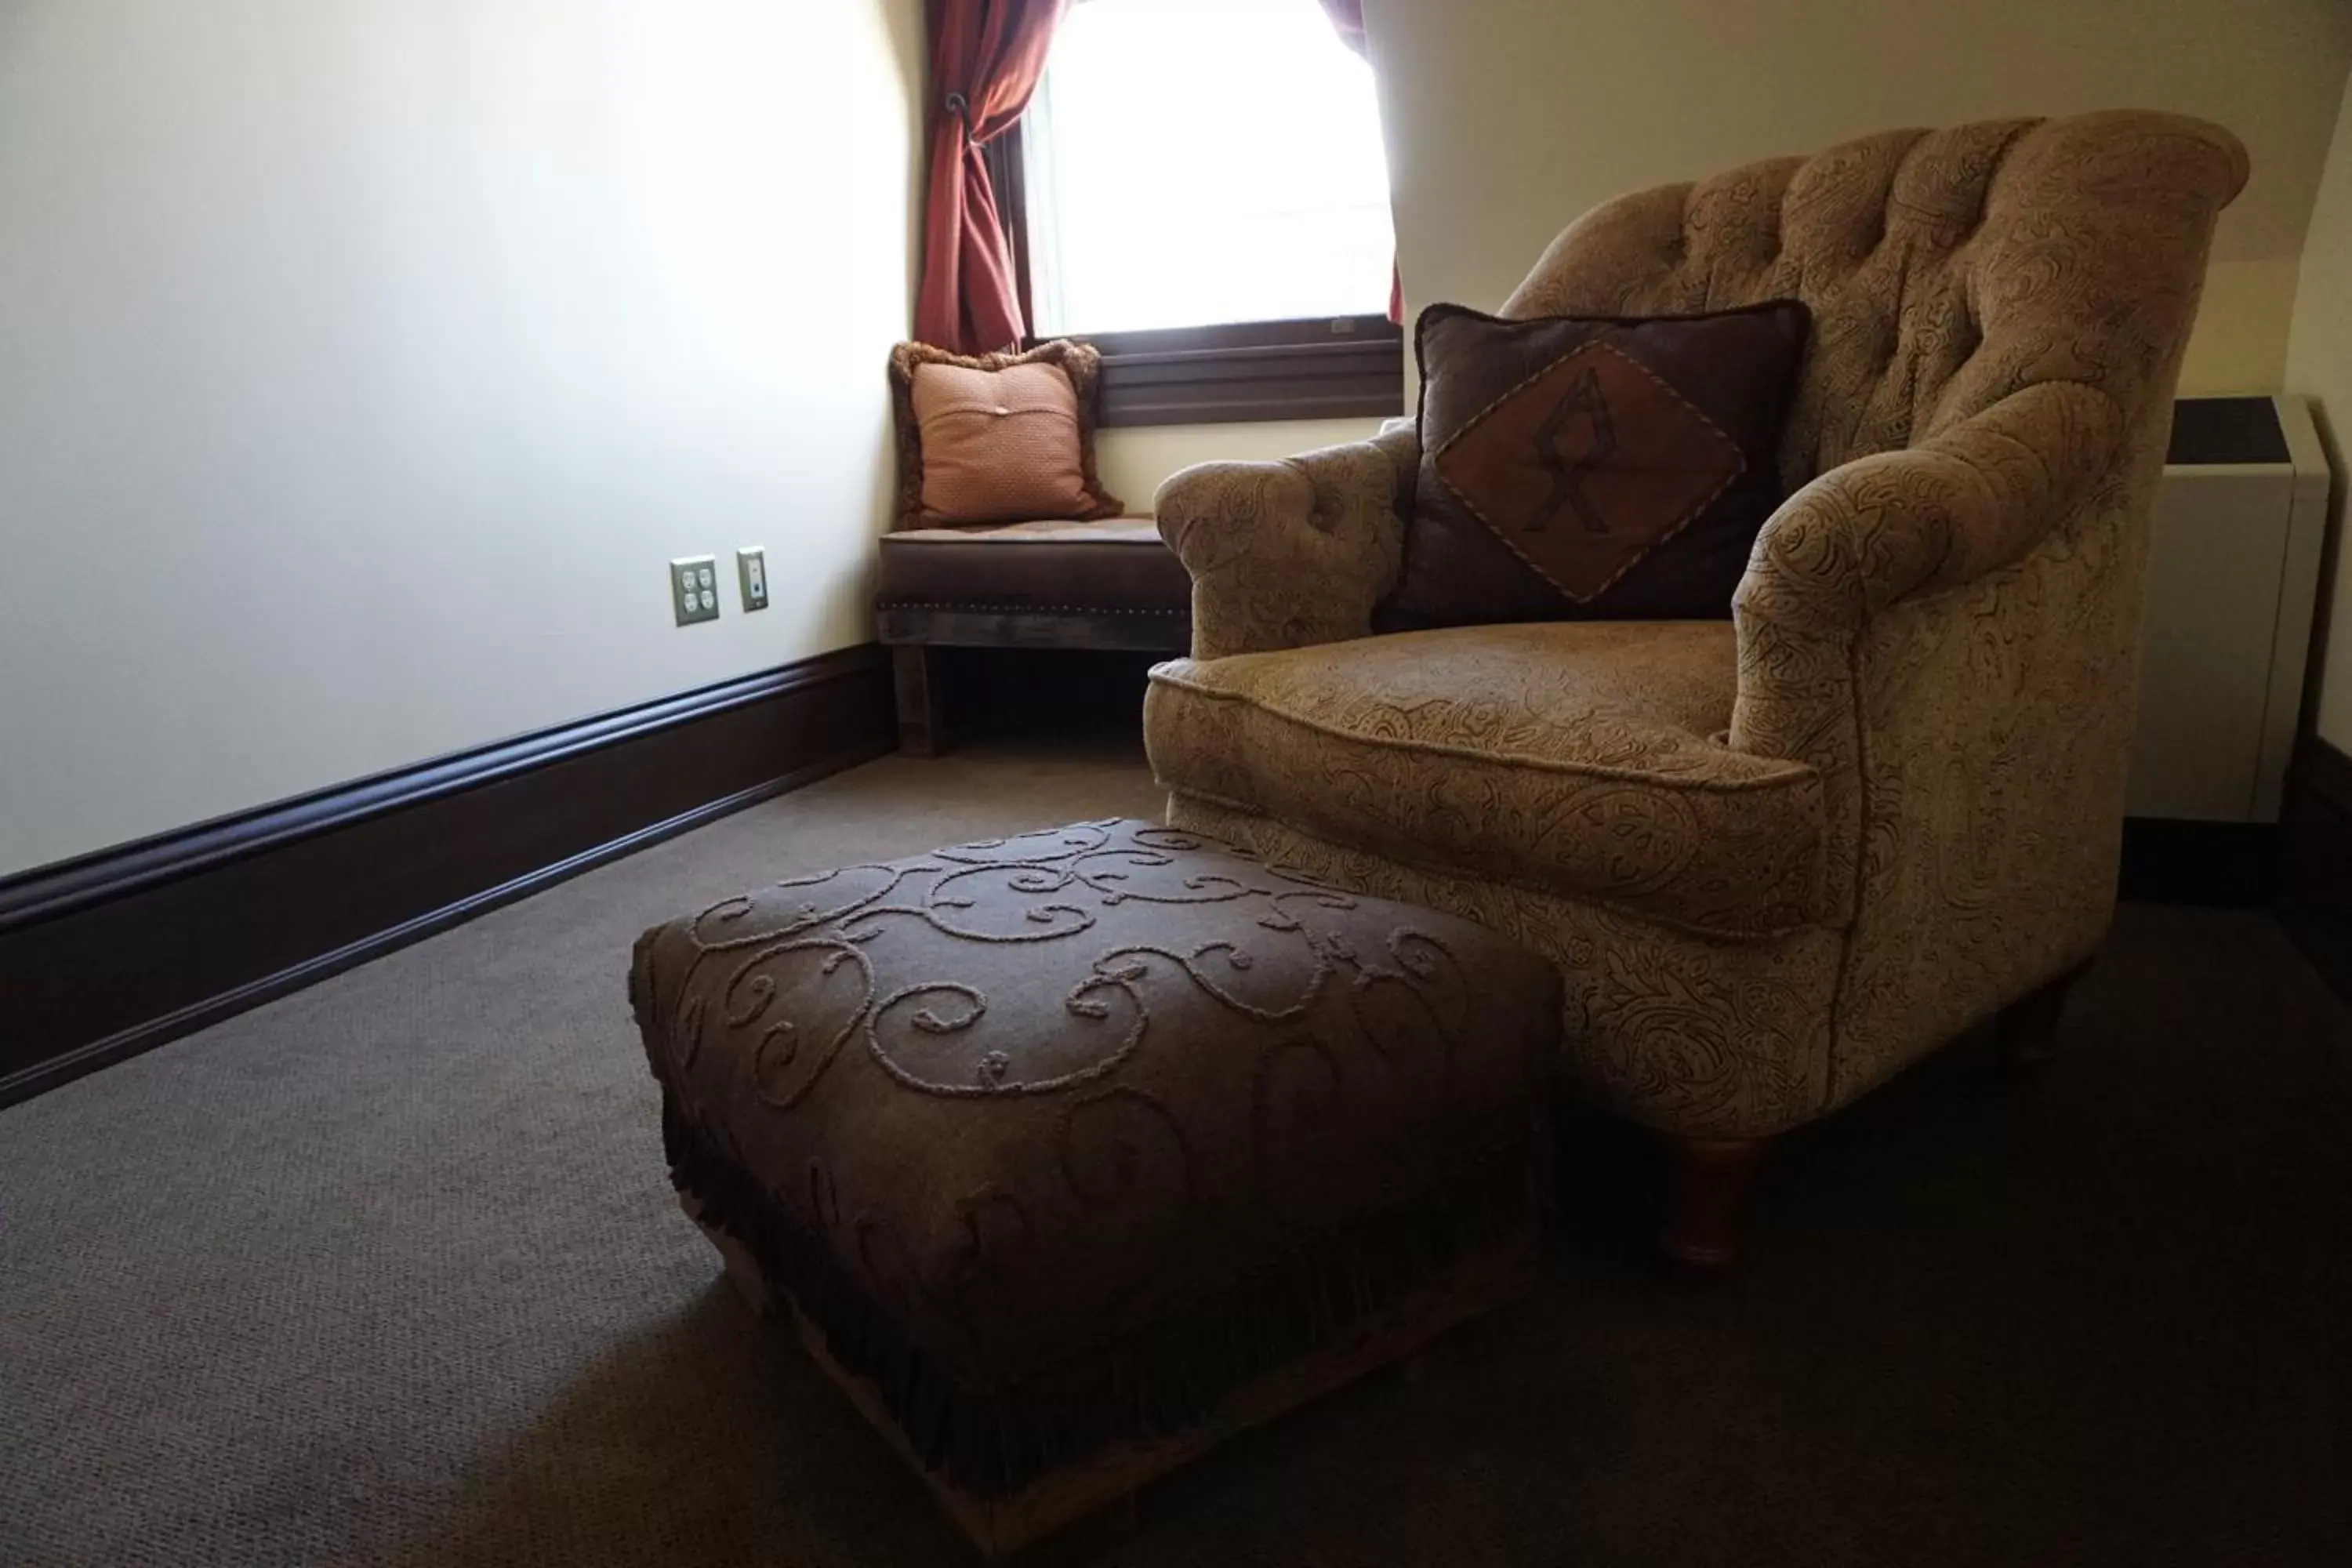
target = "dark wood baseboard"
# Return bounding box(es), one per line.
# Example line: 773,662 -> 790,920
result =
0,645 -> 893,1107
2117,817 -> 2277,906
2276,733 -> 2352,1004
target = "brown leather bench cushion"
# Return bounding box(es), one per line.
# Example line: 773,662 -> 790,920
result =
877,517 -> 1191,615
631,818 -> 1555,1500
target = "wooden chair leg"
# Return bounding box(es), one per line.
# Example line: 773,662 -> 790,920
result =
1996,963 -> 2088,1073
1657,1134 -> 1772,1279
892,644 -> 947,757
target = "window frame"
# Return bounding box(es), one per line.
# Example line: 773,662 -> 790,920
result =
995,114 -> 1405,429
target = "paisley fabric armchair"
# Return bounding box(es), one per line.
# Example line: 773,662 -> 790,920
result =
1142,112 -> 2247,1267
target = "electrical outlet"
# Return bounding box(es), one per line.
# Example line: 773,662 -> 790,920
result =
670,556 -> 720,626
736,547 -> 769,612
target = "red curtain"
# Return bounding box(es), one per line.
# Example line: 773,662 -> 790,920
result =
1317,0 -> 1403,324
914,0 -> 1067,354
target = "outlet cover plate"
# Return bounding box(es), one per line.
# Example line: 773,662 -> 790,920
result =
670,556 -> 720,626
736,547 -> 768,612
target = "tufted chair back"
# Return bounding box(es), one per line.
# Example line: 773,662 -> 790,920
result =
1502,112 -> 2250,489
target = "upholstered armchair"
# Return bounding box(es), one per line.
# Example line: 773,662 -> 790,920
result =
1142,112 -> 2247,1269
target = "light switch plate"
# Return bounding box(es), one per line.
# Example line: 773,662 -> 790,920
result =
736,547 -> 768,612
670,556 -> 720,626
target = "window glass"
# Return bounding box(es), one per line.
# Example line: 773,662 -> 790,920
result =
1023,0 -> 1394,336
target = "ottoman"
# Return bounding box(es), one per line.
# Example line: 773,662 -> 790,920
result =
630,818 -> 1557,1559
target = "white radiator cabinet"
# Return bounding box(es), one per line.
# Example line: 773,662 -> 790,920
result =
2127,395 -> 2332,826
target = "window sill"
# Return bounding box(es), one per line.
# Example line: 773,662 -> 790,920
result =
1048,315 -> 1406,428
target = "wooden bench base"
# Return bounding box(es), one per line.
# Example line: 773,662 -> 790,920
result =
881,606 -> 1189,758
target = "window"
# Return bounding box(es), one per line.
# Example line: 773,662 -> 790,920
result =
1024,0 -> 1393,335
1010,0 -> 1404,424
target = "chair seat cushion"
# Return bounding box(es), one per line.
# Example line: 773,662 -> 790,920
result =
1145,622 -> 1827,935
877,517 -> 1191,615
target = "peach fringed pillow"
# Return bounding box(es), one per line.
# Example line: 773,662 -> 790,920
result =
887,340 -> 1124,528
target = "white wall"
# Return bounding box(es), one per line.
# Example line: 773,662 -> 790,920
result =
0,0 -> 925,877
1361,0 -> 2352,396
2285,68 -> 2352,748
1094,418 -> 1385,511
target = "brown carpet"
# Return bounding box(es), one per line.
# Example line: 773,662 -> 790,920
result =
3,737 -> 2347,1566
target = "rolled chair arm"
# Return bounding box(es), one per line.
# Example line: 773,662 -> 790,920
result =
1155,426 -> 1417,660
1729,379 -> 2125,767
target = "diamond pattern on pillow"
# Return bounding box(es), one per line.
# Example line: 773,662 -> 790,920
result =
1434,340 -> 1746,603
1381,300 -> 1809,630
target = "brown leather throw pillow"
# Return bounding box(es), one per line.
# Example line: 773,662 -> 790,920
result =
887,339 -> 1124,528
1377,299 -> 1810,630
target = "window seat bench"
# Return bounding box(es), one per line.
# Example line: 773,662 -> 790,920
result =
875,517 -> 1190,754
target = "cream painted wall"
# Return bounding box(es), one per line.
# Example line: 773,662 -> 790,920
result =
1094,419 -> 1385,511
2285,69 -> 2352,748
1360,0 -> 2352,395
0,0 -> 926,877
